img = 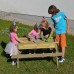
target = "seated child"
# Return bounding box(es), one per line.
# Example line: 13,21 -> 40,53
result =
40,20 -> 52,41
5,23 -> 25,65
28,24 -> 40,43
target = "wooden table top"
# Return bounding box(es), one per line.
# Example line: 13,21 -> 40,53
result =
18,37 -> 58,50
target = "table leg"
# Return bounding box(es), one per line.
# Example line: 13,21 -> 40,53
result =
57,57 -> 58,68
55,43 -> 59,68
17,57 -> 19,68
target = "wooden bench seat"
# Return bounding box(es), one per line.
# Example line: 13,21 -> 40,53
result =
11,53 -> 62,59
11,52 -> 62,68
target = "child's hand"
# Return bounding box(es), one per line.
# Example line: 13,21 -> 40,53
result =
21,41 -> 25,44
45,34 -> 49,38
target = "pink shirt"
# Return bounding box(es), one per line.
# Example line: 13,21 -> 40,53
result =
10,32 -> 18,44
29,29 -> 40,37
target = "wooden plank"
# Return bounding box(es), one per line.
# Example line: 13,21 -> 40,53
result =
18,43 -> 37,50
18,42 -> 57,50
37,43 -> 56,48
19,37 -> 58,44
18,37 -> 58,50
11,53 -> 62,59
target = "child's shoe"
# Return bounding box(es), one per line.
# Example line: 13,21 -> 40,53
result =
58,57 -> 65,63
12,61 -> 16,65
62,58 -> 65,61
59,59 -> 63,63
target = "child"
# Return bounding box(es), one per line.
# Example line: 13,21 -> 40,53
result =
41,16 -> 46,22
28,24 -> 40,43
40,20 -> 52,41
5,24 -> 25,65
48,5 -> 69,62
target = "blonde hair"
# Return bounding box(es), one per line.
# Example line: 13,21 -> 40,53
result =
40,20 -> 50,29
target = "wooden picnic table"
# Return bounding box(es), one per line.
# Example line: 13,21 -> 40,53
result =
11,37 -> 62,68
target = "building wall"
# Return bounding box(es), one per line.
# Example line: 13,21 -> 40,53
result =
0,0 -> 73,20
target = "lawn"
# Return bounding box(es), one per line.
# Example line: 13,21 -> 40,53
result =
0,19 -> 74,74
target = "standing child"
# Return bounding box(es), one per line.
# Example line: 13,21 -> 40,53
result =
48,5 -> 69,62
40,20 -> 52,41
5,24 -> 25,65
28,24 -> 40,43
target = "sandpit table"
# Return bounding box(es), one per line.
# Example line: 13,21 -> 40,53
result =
11,37 -> 62,68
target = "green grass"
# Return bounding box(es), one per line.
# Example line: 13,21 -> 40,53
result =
0,19 -> 74,74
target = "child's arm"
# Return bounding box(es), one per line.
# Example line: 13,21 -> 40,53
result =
50,27 -> 54,35
45,27 -> 54,42
44,34 -> 49,38
66,18 -> 70,34
28,32 -> 34,41
15,35 -> 25,43
40,31 -> 43,36
40,31 -> 46,41
28,30 -> 34,38
62,12 -> 70,34
28,30 -> 37,42
28,33 -> 38,43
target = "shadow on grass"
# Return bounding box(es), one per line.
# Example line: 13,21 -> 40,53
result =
19,48 -> 57,66
1,41 -> 7,49
1,41 -> 11,62
19,57 -> 57,65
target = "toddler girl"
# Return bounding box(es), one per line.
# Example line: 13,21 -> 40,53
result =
28,24 -> 40,43
5,24 -> 24,65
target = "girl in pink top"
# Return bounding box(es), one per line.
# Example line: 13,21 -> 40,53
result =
5,24 -> 24,65
28,24 -> 40,42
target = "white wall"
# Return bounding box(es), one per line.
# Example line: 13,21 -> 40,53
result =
0,0 -> 74,20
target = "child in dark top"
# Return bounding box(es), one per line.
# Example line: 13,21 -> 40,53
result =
40,20 -> 52,40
